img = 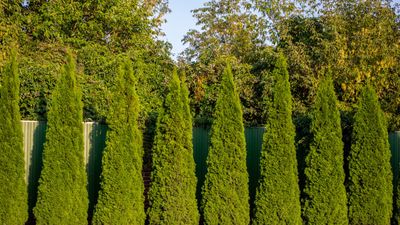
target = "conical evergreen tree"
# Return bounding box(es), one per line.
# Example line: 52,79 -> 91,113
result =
34,52 -> 88,225
147,69 -> 199,225
252,54 -> 301,225
179,71 -> 200,222
201,65 -> 250,225
303,73 -> 348,224
348,85 -> 392,225
0,49 -> 28,224
93,60 -> 145,224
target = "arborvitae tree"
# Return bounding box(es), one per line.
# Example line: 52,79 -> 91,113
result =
147,69 -> 199,225
93,60 -> 145,224
303,74 -> 348,224
201,65 -> 250,225
179,71 -> 200,222
252,54 -> 301,225
34,52 -> 88,225
0,49 -> 28,224
348,85 -> 392,225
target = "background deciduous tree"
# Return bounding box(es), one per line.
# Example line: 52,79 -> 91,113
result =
181,0 -> 271,126
254,0 -> 400,129
182,0 -> 399,130
0,0 -> 173,123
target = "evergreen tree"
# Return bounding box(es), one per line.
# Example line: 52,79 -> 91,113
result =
93,60 -> 145,224
34,52 -> 88,225
201,65 -> 250,225
252,54 -> 301,225
179,70 -> 200,222
0,49 -> 28,224
147,69 -> 199,225
348,85 -> 392,225
303,73 -> 348,224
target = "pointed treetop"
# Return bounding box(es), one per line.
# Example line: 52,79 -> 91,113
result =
217,63 -> 238,105
275,52 -> 288,75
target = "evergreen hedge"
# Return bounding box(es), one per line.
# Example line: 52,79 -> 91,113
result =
201,65 -> 250,225
252,54 -> 301,225
93,60 -> 145,224
348,85 -> 392,225
303,74 -> 348,224
147,69 -> 199,224
0,49 -> 28,224
34,52 -> 88,224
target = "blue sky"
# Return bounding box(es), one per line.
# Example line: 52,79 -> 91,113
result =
161,0 -> 208,58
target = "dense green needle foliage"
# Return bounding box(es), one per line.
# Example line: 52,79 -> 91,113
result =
147,70 -> 199,225
348,85 -> 392,225
179,71 -> 200,223
1,0 -> 172,124
201,65 -> 250,225
303,74 -> 348,224
252,54 -> 301,225
0,49 -> 28,224
93,61 -> 145,224
34,53 -> 88,225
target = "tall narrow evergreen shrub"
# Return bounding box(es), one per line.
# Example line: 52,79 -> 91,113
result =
252,54 -> 301,225
348,85 -> 392,225
180,70 -> 200,222
0,49 -> 28,224
34,52 -> 88,225
201,65 -> 250,225
93,61 -> 145,224
303,74 -> 348,224
147,69 -> 199,225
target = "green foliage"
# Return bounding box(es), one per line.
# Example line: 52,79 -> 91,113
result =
34,52 -> 88,225
0,3 -> 25,66
252,54 -> 301,225
303,73 -> 348,224
181,0 -> 272,126
1,0 -> 172,122
93,60 -> 145,224
348,85 -> 392,225
77,42 -> 172,123
0,49 -> 28,224
147,69 -> 199,225
182,0 -> 265,63
12,38 -> 172,124
29,0 -> 169,50
18,44 -> 65,121
255,0 -> 400,129
181,57 -> 260,126
201,65 -> 249,225
181,0 -> 399,129
180,70 -> 200,224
